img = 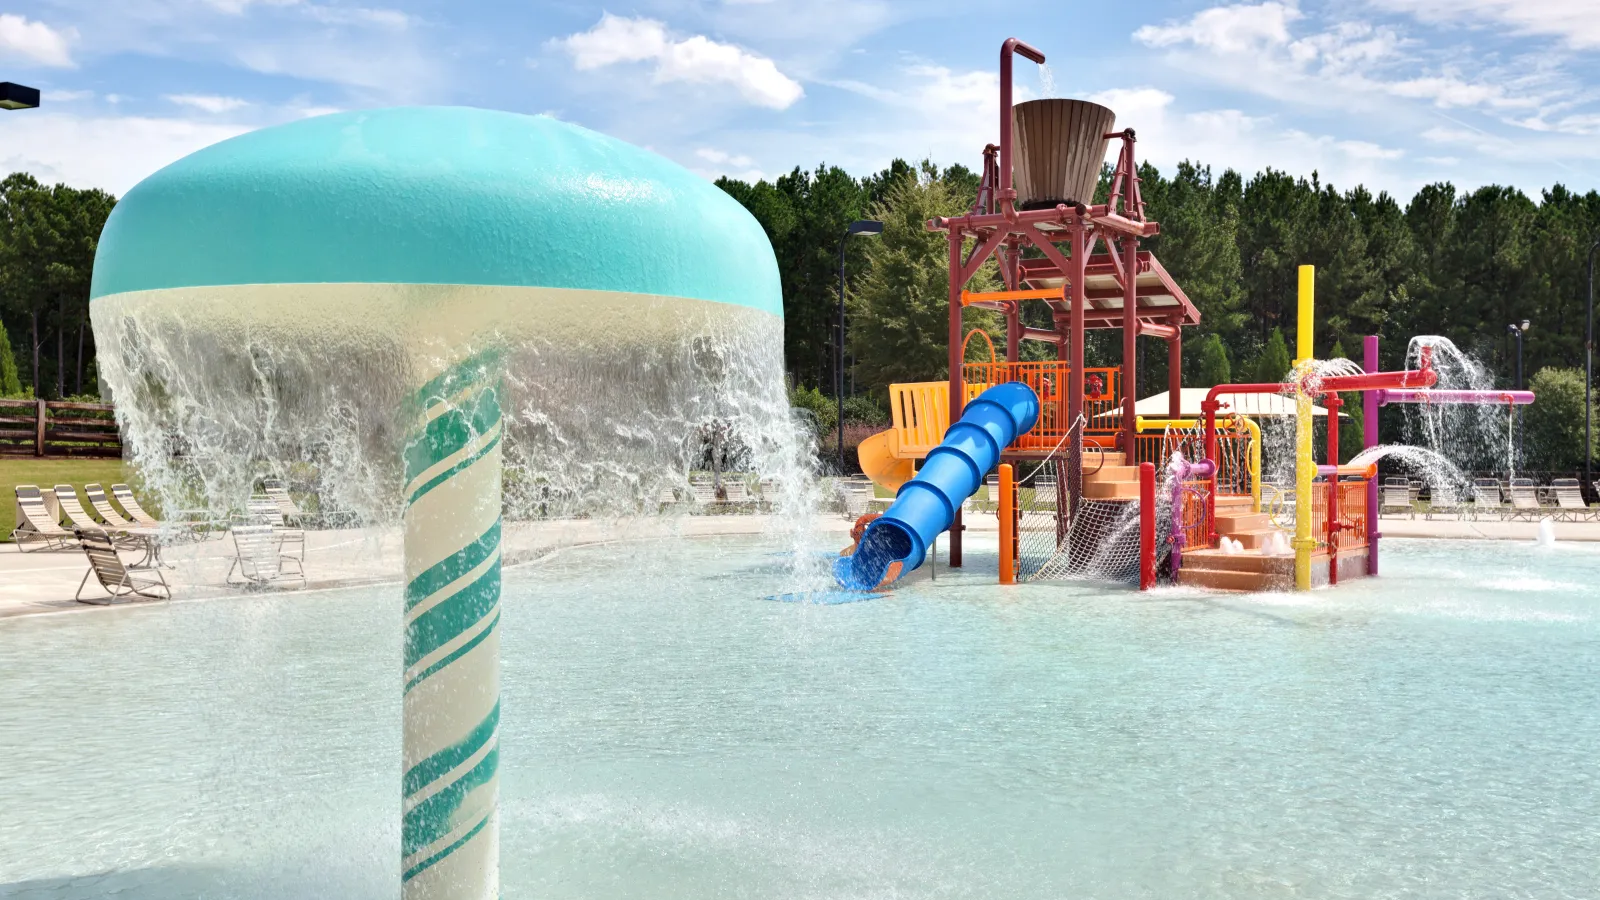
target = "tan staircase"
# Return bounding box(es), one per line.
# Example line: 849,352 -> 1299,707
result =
1081,450 -> 1139,500
1177,495 -> 1297,592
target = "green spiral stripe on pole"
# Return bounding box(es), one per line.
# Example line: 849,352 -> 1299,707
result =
401,357 -> 503,899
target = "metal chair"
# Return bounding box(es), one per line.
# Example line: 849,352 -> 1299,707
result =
1506,478 -> 1543,521
1550,478 -> 1595,521
226,524 -> 307,589
1380,477 -> 1415,518
11,485 -> 77,552
1470,478 -> 1504,520
75,527 -> 170,604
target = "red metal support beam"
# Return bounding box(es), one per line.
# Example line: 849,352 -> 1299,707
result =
947,229 -> 965,568
1068,223 -> 1087,519
1168,311 -> 1183,419
1325,394 -> 1342,586
1121,236 -> 1138,455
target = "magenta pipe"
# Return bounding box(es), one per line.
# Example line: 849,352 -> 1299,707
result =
1378,389 -> 1535,406
1364,336 -> 1379,576
1168,455 -> 1216,576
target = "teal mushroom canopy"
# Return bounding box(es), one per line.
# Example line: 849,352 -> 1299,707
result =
90,106 -> 782,317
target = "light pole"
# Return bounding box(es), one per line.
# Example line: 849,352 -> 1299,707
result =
1509,319 -> 1529,467
1586,239 -> 1597,495
0,82 -> 39,110
838,219 -> 882,473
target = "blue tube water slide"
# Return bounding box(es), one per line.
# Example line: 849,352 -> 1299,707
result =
834,382 -> 1040,590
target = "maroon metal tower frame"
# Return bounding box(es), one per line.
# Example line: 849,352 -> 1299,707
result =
927,38 -> 1199,567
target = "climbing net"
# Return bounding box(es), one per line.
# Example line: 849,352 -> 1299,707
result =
1012,423 -> 1175,585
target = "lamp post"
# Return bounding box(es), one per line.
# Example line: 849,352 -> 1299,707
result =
0,82 -> 39,110
1586,240 -> 1597,495
838,219 -> 883,473
1509,319 -> 1529,466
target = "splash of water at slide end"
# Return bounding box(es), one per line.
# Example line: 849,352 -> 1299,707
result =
834,383 -> 1039,591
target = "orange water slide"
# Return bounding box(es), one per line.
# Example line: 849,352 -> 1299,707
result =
857,429 -> 916,492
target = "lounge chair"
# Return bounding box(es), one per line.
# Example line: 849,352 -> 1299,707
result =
1032,475 -> 1059,510
53,484 -> 141,549
10,485 -> 77,552
260,477 -> 307,526
226,524 -> 307,589
1470,478 -> 1504,520
688,476 -> 717,506
1425,482 -> 1462,520
838,481 -> 872,519
1551,478 -> 1594,521
1506,478 -> 1543,521
75,527 -> 170,604
657,486 -> 679,506
1379,477 -> 1414,518
246,497 -> 305,560
723,479 -> 751,504
85,483 -> 139,530
109,483 -> 161,527
759,478 -> 782,508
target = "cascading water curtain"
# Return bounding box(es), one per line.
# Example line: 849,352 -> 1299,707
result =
400,354 -> 504,899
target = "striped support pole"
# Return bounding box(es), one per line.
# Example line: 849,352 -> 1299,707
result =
401,357 -> 504,899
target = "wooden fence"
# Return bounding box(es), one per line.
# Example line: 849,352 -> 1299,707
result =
0,398 -> 122,458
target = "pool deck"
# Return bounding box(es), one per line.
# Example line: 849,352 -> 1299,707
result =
2,512 -> 1595,620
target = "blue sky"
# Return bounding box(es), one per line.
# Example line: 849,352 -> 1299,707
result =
2,0 -> 1598,200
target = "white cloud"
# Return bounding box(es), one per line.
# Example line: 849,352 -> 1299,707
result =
1376,0 -> 1600,51
304,6 -> 409,29
557,14 -> 803,109
202,0 -> 301,13
1135,2 -> 1302,54
0,14 -> 77,68
0,112 -> 250,194
166,94 -> 250,114
696,147 -> 755,168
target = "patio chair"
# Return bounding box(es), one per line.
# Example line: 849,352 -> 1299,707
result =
1033,475 -> 1058,510
246,497 -> 306,560
260,477 -> 307,526
74,527 -> 170,604
985,473 -> 999,505
1550,478 -> 1595,522
838,481 -> 872,519
689,476 -> 717,506
1506,478 -> 1544,521
1470,478 -> 1504,520
10,485 -> 77,552
657,486 -> 679,507
759,478 -> 782,508
1379,477 -> 1414,519
1425,482 -> 1462,520
84,483 -> 139,530
53,484 -> 142,550
226,524 -> 307,589
723,478 -> 751,505
109,483 -> 161,527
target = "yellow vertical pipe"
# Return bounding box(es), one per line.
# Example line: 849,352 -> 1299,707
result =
998,463 -> 1016,584
1294,265 -> 1315,591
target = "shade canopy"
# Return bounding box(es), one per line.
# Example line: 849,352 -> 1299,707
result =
91,106 -> 780,316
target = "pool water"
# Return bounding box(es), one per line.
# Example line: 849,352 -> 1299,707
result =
2,537 -> 1597,898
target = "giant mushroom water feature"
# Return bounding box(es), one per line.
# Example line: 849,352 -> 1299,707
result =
88,107 -> 789,898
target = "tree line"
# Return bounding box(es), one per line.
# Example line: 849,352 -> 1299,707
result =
0,173 -> 117,400
717,158 -> 1600,471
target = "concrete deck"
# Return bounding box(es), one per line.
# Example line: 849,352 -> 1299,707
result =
0,514 -> 855,620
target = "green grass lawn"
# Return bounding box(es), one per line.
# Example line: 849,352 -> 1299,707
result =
2,457 -> 131,541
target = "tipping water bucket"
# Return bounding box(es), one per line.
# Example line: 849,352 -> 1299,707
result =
1011,99 -> 1117,210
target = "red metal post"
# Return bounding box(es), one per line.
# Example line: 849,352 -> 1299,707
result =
1121,236 -> 1138,455
1139,461 -> 1156,590
997,38 -> 1045,219
1168,312 -> 1183,419
1067,223 -> 1087,518
947,229 -> 965,568
1363,335 -> 1380,576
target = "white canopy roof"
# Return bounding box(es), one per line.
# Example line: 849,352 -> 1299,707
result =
1096,388 -> 1341,419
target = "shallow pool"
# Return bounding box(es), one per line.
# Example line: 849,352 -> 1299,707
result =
2,536 -> 1597,898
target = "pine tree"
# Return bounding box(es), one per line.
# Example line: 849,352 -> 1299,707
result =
1255,328 -> 1292,383
0,316 -> 20,396
1194,333 -> 1231,387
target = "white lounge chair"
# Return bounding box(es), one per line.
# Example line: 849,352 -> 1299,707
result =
10,485 -> 76,552
109,483 -> 160,528
1506,478 -> 1543,521
75,527 -> 170,604
1425,483 -> 1462,520
689,476 -> 717,506
1551,478 -> 1594,521
260,477 -> 307,526
1470,478 -> 1503,520
723,479 -> 751,504
246,497 -> 306,560
85,483 -> 139,530
1380,477 -> 1414,518
54,484 -> 143,551
1032,475 -> 1058,510
759,478 -> 782,508
226,524 -> 306,589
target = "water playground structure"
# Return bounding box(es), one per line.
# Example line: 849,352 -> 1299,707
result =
839,37 -> 1538,594
71,35 -> 1549,900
